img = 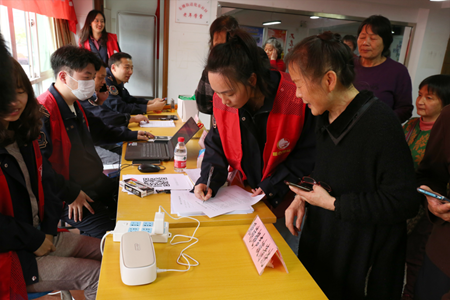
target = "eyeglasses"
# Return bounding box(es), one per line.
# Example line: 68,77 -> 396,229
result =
300,176 -> 332,192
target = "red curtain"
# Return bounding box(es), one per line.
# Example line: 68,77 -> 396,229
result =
0,0 -> 78,33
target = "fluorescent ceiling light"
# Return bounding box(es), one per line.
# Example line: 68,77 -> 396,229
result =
262,20 -> 281,26
310,16 -> 320,19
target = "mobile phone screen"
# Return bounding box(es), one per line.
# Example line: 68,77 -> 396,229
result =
284,181 -> 312,192
417,188 -> 450,203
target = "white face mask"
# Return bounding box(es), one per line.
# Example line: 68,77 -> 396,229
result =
65,73 -> 95,101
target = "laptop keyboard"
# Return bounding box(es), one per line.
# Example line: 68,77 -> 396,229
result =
142,143 -> 169,158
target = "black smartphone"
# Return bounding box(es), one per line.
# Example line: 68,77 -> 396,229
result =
417,187 -> 450,203
99,84 -> 107,93
284,180 -> 312,192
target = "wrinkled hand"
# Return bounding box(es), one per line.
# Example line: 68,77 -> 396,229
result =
34,234 -> 56,257
137,130 -> 155,140
270,49 -> 278,60
130,114 -> 149,124
285,195 -> 305,236
68,190 -> 95,222
194,183 -> 213,201
251,187 -> 265,197
420,185 -> 450,222
97,91 -> 109,105
288,184 -> 335,211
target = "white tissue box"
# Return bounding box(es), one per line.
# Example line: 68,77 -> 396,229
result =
177,96 -> 198,122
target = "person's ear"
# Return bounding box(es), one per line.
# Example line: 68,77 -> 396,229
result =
323,70 -> 337,92
248,73 -> 257,87
58,71 -> 68,85
111,63 -> 116,73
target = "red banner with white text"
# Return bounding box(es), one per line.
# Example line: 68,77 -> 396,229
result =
0,0 -> 78,33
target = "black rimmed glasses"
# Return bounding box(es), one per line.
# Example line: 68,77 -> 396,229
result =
300,176 -> 332,193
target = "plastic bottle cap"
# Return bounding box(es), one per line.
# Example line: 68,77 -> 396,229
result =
178,137 -> 185,142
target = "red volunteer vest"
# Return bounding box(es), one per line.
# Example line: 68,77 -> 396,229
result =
213,71 -> 306,181
0,140 -> 44,300
38,90 -> 89,179
81,33 -> 120,58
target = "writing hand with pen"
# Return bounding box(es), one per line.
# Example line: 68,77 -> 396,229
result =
194,166 -> 214,201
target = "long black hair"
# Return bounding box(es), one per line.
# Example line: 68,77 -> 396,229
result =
205,29 -> 272,98
208,15 -> 239,49
0,58 -> 42,147
0,34 -> 15,117
79,10 -> 108,47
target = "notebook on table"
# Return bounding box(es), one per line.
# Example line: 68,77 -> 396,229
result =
124,117 -> 200,161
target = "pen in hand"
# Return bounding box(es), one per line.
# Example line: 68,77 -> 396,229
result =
204,166 -> 214,200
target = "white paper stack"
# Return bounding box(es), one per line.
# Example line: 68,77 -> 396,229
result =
170,185 -> 264,218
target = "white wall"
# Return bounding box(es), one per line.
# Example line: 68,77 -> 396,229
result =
73,0 -> 94,42
410,8 -> 450,117
167,0 -> 450,109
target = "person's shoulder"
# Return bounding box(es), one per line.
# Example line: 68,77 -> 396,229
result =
384,57 -> 409,72
39,104 -> 50,120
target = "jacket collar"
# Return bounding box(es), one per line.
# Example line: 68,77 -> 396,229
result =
48,84 -> 79,120
317,90 -> 376,145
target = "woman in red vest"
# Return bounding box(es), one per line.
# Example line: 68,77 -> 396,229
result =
0,58 -> 101,300
79,10 -> 120,64
193,29 -> 316,218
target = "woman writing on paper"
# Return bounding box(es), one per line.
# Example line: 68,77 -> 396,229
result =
193,29 -> 316,218
79,10 -> 120,64
284,31 -> 419,299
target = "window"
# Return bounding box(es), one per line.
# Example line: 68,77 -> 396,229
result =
0,5 -> 55,95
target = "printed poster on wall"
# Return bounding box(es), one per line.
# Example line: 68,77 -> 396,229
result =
267,28 -> 287,57
241,25 -> 265,47
175,0 -> 210,25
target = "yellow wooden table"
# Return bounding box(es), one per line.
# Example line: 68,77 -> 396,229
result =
119,116 -> 276,227
97,224 -> 327,299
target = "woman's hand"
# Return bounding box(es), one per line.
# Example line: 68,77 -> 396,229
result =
288,184 -> 336,211
194,183 -> 212,201
285,195 -> 305,236
420,185 -> 450,222
34,234 -> 56,257
251,187 -> 265,197
270,49 -> 278,60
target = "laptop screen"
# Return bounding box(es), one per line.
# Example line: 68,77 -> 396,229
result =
169,117 -> 200,148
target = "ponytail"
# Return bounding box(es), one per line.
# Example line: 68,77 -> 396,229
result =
206,29 -> 272,98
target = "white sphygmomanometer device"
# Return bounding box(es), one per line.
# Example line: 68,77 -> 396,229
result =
101,207 -> 200,286
120,231 -> 157,285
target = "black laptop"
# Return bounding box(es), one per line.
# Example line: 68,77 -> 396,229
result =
124,117 -> 200,161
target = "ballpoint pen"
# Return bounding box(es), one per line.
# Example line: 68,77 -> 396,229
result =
205,166 -> 214,193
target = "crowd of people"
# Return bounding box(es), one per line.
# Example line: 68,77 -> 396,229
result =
0,9 -> 449,300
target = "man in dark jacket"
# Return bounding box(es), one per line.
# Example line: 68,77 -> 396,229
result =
103,52 -> 166,114
38,45 -> 152,238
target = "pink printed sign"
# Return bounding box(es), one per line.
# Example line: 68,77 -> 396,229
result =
243,215 -> 288,275
176,0 -> 210,25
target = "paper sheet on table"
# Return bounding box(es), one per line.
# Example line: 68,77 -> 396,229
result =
171,185 -> 265,218
140,120 -> 175,128
122,174 -> 193,193
184,168 -> 201,184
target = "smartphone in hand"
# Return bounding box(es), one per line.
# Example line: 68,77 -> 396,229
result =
284,180 -> 312,192
417,187 -> 450,203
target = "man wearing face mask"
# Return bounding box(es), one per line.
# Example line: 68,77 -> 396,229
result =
37,46 -> 152,238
